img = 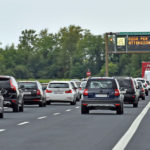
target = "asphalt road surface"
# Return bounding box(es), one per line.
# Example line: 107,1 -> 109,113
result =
0,96 -> 150,150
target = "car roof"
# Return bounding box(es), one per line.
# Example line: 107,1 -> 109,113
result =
18,81 -> 38,83
49,81 -> 70,83
89,77 -> 116,80
0,75 -> 13,79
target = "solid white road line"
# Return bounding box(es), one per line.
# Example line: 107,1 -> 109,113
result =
18,122 -> 29,126
112,101 -> 150,150
53,113 -> 61,115
37,116 -> 47,120
66,109 -> 72,112
0,129 -> 6,132
75,106 -> 80,108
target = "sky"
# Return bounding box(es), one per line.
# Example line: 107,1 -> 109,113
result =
0,0 -> 150,47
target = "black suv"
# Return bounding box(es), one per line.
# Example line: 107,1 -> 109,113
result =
116,77 -> 139,107
81,77 -> 124,114
0,76 -> 24,112
18,81 -> 46,107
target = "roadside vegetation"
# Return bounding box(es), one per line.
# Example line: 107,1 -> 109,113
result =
0,25 -> 150,79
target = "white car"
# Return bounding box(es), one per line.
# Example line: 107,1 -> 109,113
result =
135,78 -> 148,96
46,81 -> 77,105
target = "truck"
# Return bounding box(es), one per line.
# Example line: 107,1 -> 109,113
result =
142,62 -> 150,80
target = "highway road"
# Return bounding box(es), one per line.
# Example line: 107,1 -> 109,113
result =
0,96 -> 150,150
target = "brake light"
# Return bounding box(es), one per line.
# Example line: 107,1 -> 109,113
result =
131,80 -> 134,89
142,88 -> 145,92
115,104 -> 120,106
79,88 -> 82,90
46,89 -> 52,93
82,103 -> 88,106
12,100 -> 16,103
10,80 -> 16,91
37,89 -> 41,95
65,90 -> 72,93
132,95 -> 135,99
115,89 -> 120,96
83,89 -> 88,96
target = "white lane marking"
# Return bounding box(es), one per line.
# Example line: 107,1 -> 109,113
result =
113,101 -> 150,150
0,129 -> 6,132
53,113 -> 61,115
18,122 -> 29,126
75,106 -> 80,108
66,109 -> 72,112
37,116 -> 47,120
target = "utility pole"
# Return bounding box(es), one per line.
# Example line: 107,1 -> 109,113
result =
105,33 -> 109,77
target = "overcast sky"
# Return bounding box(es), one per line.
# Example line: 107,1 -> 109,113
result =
0,0 -> 149,47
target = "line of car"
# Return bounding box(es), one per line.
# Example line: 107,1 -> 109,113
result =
0,75 -> 149,118
0,76 -> 83,118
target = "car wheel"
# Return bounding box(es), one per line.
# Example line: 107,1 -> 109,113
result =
146,92 -> 148,96
13,104 -> 19,112
19,102 -> 24,112
81,105 -> 89,114
47,101 -> 51,105
142,96 -> 145,100
39,102 -> 44,107
0,112 -> 3,118
133,102 -> 138,108
116,104 -> 124,114
70,100 -> 76,105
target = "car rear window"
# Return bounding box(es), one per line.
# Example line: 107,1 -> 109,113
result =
49,83 -> 69,88
137,80 -> 145,83
117,79 -> 132,88
87,79 -> 117,89
0,78 -> 10,89
18,82 -> 37,89
75,82 -> 81,88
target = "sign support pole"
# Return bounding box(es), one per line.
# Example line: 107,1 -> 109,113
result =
105,33 -> 109,77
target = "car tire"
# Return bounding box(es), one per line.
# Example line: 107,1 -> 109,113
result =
81,105 -> 89,114
47,101 -> 51,105
39,102 -> 44,107
142,96 -> 145,100
116,105 -> 124,114
133,102 -> 138,108
146,92 -> 148,96
0,113 -> 3,118
19,102 -> 24,112
70,100 -> 76,105
13,104 -> 19,112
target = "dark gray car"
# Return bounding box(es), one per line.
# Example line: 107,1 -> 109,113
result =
81,77 -> 124,114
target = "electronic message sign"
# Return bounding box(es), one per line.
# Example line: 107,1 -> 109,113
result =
116,32 -> 150,51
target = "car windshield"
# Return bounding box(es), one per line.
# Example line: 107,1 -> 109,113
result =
18,82 -> 37,89
117,79 -> 132,88
88,79 -> 117,89
0,78 -> 10,89
49,83 -> 69,88
80,81 -> 87,88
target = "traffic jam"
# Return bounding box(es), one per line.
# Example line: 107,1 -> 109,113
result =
0,73 -> 149,118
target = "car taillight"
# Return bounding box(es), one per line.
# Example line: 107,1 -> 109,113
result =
10,80 -> 16,91
115,89 -> 120,96
79,88 -> 82,90
65,90 -> 72,93
46,89 -> 52,93
145,84 -> 147,87
142,88 -> 145,92
83,89 -> 88,96
37,89 -> 41,95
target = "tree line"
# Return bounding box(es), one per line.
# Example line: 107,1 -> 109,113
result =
0,25 -> 150,79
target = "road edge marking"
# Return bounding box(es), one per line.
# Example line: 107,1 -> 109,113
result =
112,102 -> 150,150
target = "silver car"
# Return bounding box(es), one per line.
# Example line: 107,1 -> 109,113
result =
46,81 -> 77,105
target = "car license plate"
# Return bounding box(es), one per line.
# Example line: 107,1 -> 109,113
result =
95,94 -> 107,97
54,92 -> 63,94
23,92 -> 31,95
